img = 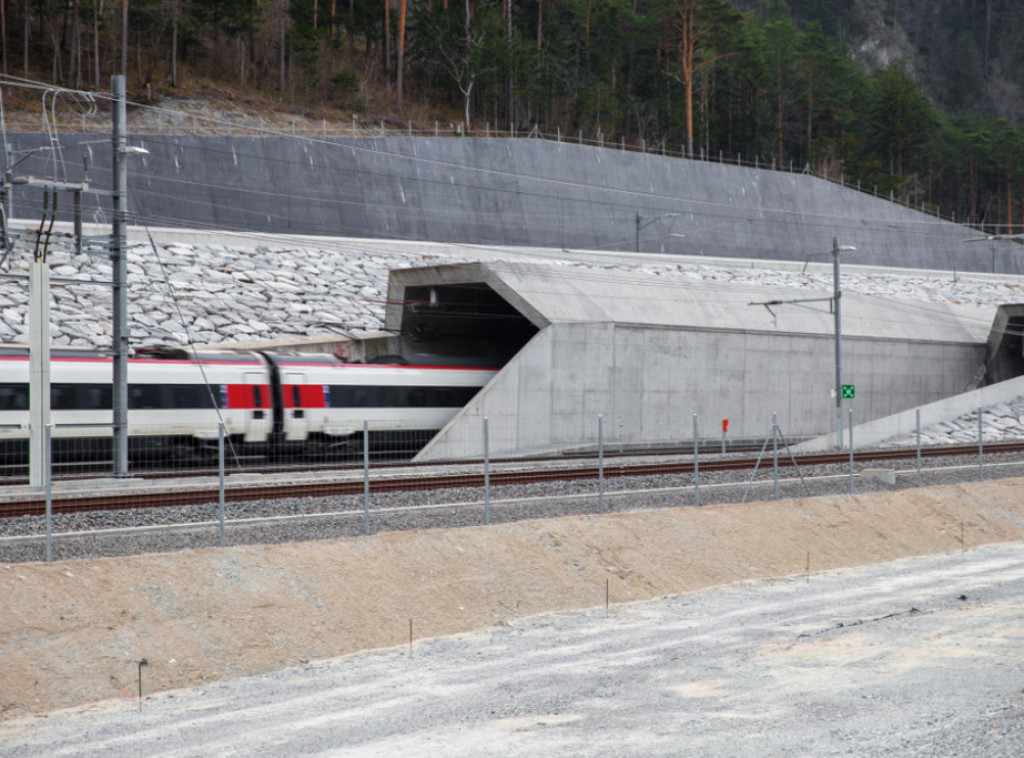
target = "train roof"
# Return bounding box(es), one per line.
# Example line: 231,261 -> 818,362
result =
0,345 -> 264,364
268,352 -> 499,369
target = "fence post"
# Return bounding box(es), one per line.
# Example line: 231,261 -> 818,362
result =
483,417 -> 491,525
363,420 -> 370,536
598,415 -> 605,514
978,406 -> 984,481
218,422 -> 226,548
693,414 -> 700,507
772,412 -> 779,500
45,423 -> 53,562
916,409 -> 922,487
848,408 -> 854,495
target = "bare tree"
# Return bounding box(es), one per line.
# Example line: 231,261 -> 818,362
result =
665,0 -> 735,157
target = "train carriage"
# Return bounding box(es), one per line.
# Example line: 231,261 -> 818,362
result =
266,352 -> 498,455
0,347 -> 274,464
0,346 -> 498,465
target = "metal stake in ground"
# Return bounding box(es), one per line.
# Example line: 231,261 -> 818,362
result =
137,658 -> 148,711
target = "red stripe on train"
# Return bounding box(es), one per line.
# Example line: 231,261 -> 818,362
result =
224,384 -> 271,409
282,384 -> 326,409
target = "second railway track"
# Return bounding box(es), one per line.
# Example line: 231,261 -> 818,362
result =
4,442 -> 1023,519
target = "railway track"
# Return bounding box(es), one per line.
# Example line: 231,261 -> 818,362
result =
3,442 -> 1023,519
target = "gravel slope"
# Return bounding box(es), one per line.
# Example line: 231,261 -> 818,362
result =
2,476 -> 1024,736
2,542 -> 1023,756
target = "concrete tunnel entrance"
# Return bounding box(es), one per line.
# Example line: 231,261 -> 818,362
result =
384,261 -> 992,462
391,280 -> 539,367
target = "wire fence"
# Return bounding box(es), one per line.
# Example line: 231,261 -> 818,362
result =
2,406 -> 1023,564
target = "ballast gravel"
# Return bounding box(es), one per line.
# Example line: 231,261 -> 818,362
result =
3,451 -> 1024,564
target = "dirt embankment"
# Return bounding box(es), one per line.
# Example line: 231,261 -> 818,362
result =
3,480 -> 1024,720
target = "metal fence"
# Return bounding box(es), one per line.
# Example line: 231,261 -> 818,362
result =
2,404 -> 1022,564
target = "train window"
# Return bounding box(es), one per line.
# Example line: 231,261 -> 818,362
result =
0,383 -> 29,410
51,384 -> 111,410
130,385 -> 162,409
324,384 -> 480,408
128,384 -> 221,410
252,385 -> 263,408
292,386 -> 301,407
79,386 -> 110,410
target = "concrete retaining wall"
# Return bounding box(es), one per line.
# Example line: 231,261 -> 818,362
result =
5,135 -> 1009,274
418,322 -> 985,460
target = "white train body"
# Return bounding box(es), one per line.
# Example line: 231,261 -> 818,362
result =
0,347 -> 496,463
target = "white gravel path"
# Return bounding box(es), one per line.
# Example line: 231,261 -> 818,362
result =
3,542 -> 1023,757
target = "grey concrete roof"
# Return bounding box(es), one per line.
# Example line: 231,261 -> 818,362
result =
414,261 -> 993,345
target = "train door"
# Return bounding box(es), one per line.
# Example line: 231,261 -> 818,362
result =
243,372 -> 271,442
282,372 -> 310,441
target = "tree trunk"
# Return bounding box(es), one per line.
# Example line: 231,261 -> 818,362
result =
22,0 -> 28,77
384,0 -> 391,75
806,58 -> 813,165
280,0 -> 288,93
69,0 -> 80,88
1,0 -> 7,77
122,0 -> 129,78
537,0 -> 543,50
1007,173 -> 1013,234
776,42 -> 783,163
397,0 -> 406,110
93,0 -> 100,88
171,2 -> 178,87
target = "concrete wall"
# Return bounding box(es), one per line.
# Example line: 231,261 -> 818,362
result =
5,135 -> 1011,274
795,374 -> 1024,452
418,322 -> 985,460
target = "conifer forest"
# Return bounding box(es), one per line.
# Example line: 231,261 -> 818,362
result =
6,0 -> 1024,232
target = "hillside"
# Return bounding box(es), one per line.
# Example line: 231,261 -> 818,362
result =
754,0 -> 1024,121
4,0 -> 1024,230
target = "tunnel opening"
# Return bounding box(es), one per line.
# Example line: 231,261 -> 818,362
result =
391,282 -> 539,368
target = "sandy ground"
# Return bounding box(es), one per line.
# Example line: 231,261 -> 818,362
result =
3,544 -> 1022,756
2,479 -> 1024,725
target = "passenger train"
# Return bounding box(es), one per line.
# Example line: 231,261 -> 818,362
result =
0,346 -> 498,463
